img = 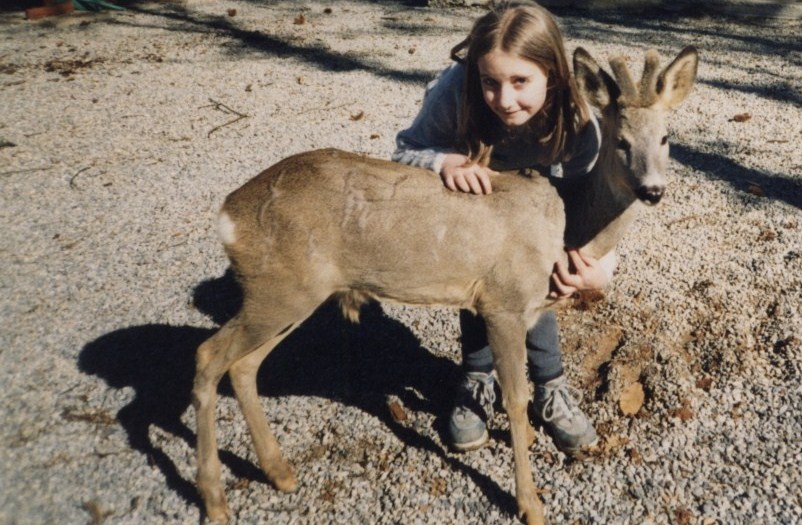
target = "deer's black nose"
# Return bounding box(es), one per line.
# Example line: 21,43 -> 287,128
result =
636,185 -> 664,205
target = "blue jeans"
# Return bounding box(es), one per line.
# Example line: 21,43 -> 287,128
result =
459,309 -> 563,384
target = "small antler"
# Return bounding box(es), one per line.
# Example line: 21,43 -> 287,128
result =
609,56 -> 637,104
609,50 -> 664,107
639,50 -> 661,106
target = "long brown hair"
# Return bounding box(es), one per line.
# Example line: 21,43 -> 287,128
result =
451,1 -> 589,166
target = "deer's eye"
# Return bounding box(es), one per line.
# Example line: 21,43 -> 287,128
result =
661,135 -> 669,146
617,139 -> 631,151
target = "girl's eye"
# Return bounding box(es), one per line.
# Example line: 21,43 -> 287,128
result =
513,77 -> 529,85
481,78 -> 498,88
660,135 -> 669,145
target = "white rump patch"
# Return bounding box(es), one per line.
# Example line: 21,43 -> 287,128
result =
218,212 -> 237,245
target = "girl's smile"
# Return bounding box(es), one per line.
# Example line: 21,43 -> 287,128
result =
477,49 -> 549,127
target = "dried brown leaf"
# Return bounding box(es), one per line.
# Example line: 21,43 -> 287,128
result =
370,133 -> 380,139
732,112 -> 751,122
619,382 -> 645,416
598,434 -> 629,456
695,376 -> 713,391
670,398 -> 695,422
757,228 -> 777,241
388,400 -> 407,422
572,288 -> 605,311
675,507 -> 693,525
294,13 -> 306,25
350,111 -> 364,121
747,183 -> 765,196
430,477 -> 447,496
324,7 -> 332,14
227,8 -> 236,16
82,500 -> 112,525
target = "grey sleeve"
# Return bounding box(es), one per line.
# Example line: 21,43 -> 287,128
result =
392,63 -> 464,174
562,109 -> 601,178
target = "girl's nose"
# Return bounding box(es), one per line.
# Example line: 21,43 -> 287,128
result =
498,85 -> 515,109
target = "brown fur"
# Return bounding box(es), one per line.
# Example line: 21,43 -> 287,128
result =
192,46 -> 698,525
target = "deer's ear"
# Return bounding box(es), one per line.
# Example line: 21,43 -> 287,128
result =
656,46 -> 698,109
573,47 -> 619,110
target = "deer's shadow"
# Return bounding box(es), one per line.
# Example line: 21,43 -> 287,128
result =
78,269 -> 517,516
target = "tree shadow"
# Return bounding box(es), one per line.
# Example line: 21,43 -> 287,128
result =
699,77 -> 802,107
671,142 -> 802,210
557,7 -> 802,55
107,2 -> 440,86
79,268 -> 519,519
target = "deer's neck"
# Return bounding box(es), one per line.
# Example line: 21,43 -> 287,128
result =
558,148 -> 640,259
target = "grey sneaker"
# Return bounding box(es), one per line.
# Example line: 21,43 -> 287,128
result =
448,370 -> 497,451
533,375 -> 598,455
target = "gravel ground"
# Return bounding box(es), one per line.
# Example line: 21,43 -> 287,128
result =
1,2 -> 801,524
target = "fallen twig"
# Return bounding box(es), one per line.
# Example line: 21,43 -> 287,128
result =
1,165 -> 51,177
69,167 -> 91,190
202,98 -> 250,137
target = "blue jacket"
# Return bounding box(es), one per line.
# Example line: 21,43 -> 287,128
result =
392,62 -> 601,178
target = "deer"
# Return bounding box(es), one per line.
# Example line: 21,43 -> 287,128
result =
191,45 -> 698,525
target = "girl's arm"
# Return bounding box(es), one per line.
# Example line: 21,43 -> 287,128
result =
549,249 -> 618,298
548,108 -> 613,297
393,64 -> 496,194
392,63 -> 464,173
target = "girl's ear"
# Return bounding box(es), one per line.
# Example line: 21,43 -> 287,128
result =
655,46 -> 699,110
573,47 -> 619,110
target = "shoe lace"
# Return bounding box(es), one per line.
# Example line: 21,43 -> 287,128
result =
461,373 -> 497,418
540,382 -> 582,423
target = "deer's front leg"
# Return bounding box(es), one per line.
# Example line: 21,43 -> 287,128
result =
485,313 -> 545,525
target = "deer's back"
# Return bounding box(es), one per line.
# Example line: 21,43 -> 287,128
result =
221,149 -> 566,309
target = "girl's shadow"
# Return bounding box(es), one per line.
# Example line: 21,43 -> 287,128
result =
78,269 -> 517,515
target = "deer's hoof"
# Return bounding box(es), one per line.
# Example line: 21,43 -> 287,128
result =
517,496 -> 546,525
204,501 -> 231,524
270,462 -> 298,493
520,509 -> 548,525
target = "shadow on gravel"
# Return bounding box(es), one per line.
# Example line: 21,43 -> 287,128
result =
558,8 -> 802,55
112,3 -> 437,86
671,143 -> 802,210
79,268 -> 519,518
79,323 -> 209,508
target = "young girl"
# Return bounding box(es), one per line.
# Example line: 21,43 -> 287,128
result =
392,1 -> 616,455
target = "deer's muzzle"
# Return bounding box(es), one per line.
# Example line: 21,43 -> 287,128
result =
635,185 -> 664,205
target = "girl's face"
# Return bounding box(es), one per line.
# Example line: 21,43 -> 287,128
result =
477,49 -> 549,128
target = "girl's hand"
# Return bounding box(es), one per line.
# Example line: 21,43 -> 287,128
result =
549,250 -> 612,298
440,154 -> 496,195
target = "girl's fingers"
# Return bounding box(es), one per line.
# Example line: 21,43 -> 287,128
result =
568,249 -> 588,272
551,272 -> 577,297
455,174 -> 472,193
465,173 -> 483,194
475,168 -> 493,194
554,260 -> 581,288
441,173 -> 457,192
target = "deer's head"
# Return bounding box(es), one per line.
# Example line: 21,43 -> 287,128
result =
573,46 -> 699,205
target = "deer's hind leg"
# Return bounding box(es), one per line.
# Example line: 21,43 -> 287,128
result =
192,304 -> 315,523
228,321 -> 303,493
